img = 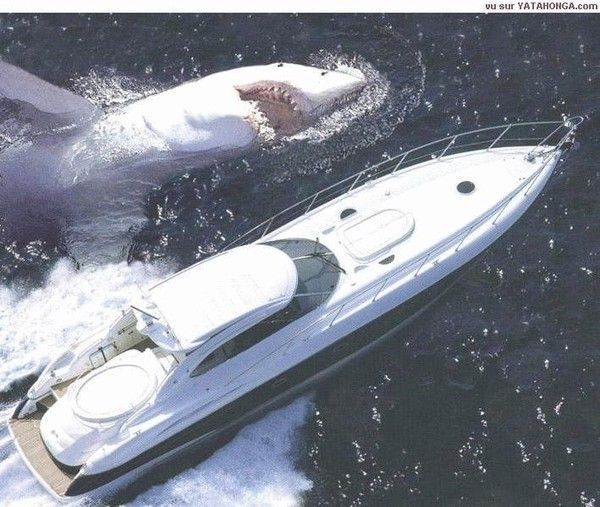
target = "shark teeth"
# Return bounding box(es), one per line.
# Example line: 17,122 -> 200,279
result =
237,84 -> 302,115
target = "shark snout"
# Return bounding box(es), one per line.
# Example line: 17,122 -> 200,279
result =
235,64 -> 366,135
304,69 -> 366,118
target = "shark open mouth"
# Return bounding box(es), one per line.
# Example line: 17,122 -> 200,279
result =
236,81 -> 308,136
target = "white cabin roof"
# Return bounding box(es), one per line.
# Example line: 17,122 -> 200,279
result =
147,244 -> 298,350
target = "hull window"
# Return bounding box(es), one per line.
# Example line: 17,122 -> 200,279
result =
379,255 -> 395,265
191,300 -> 305,377
340,208 -> 357,220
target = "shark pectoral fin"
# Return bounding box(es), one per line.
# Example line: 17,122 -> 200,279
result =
0,60 -> 98,130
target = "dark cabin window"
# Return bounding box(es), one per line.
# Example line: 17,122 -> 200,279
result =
190,239 -> 342,378
190,301 -> 303,378
190,347 -> 227,377
222,299 -> 303,359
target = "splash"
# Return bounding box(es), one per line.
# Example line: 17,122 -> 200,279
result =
71,67 -> 165,109
0,397 -> 313,506
290,53 -> 397,144
0,404 -> 64,506
0,98 -> 34,153
129,397 -> 313,507
303,50 -> 425,147
0,259 -> 170,392
0,453 -> 56,507
0,260 -> 314,506
260,50 -> 426,181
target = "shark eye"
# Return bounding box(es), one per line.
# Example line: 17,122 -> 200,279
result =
321,71 -> 328,76
277,63 -> 284,67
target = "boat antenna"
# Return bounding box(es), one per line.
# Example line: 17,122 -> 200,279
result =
130,305 -> 160,321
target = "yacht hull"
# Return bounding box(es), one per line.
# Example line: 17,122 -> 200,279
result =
7,248 -> 472,501
65,254 -> 474,498
8,116 -> 581,500
8,146 -> 558,499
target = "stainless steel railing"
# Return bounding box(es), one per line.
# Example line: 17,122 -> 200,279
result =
226,156 -> 565,384
223,117 -> 582,251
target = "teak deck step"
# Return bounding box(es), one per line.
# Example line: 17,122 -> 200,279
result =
9,412 -> 77,497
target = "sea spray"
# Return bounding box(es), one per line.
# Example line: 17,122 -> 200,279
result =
0,259 -> 171,392
0,260 -> 314,505
129,396 -> 313,507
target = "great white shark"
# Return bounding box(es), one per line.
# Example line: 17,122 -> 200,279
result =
0,61 -> 365,262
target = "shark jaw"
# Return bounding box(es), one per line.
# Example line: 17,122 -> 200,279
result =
235,65 -> 367,137
236,81 -> 308,136
129,62 -> 367,153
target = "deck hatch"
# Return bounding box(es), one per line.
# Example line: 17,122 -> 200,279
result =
340,209 -> 415,262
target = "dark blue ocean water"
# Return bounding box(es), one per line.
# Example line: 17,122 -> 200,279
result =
0,14 -> 598,506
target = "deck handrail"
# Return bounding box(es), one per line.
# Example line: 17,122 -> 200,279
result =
223,117 -> 582,251
223,145 -> 573,384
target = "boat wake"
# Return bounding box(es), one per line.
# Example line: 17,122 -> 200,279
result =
0,261 -> 314,506
0,396 -> 313,507
127,396 -> 313,507
0,260 -> 169,392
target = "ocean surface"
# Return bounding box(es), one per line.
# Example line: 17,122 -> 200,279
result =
0,13 -> 598,506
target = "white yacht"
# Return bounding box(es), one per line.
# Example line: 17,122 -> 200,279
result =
8,118 -> 581,499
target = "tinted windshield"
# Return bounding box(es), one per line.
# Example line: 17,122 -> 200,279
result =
266,238 -> 342,314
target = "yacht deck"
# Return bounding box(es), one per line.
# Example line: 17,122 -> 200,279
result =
9,411 -> 77,498
264,146 -> 556,300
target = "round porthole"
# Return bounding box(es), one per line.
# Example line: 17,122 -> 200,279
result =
457,181 -> 475,194
340,208 -> 357,220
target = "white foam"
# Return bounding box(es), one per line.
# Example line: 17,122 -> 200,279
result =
130,396 -> 313,507
288,54 -> 393,144
261,52 -> 425,181
0,261 -> 314,506
71,68 -> 165,109
0,259 -> 170,391
0,396 -> 312,507
0,401 -> 65,505
0,453 -> 56,507
289,51 -> 424,146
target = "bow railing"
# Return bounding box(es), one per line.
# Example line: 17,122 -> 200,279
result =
223,117 -> 582,251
